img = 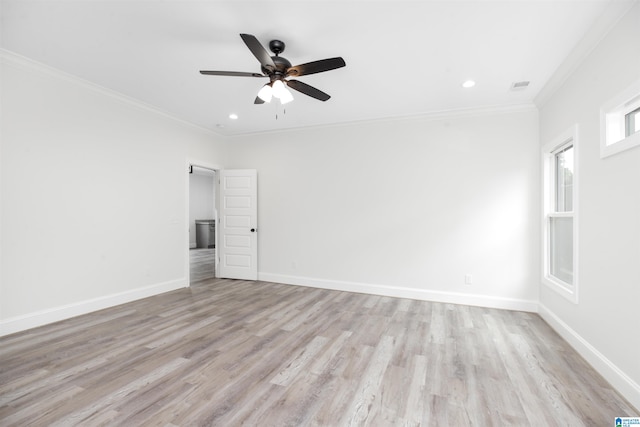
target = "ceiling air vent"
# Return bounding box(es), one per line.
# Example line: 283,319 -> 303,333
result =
510,81 -> 530,91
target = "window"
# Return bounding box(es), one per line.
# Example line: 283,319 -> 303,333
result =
600,78 -> 640,158
542,125 -> 578,303
625,106 -> 640,137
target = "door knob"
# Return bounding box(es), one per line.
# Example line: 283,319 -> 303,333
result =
250,228 -> 256,232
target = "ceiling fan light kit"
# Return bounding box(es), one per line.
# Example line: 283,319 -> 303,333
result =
200,33 -> 346,105
257,83 -> 273,103
277,85 -> 294,104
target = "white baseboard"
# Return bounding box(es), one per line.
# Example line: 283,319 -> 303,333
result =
539,304 -> 640,411
0,278 -> 188,337
258,272 -> 538,312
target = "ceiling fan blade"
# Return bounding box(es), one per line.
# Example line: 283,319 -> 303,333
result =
286,79 -> 331,101
240,33 -> 276,72
254,96 -> 265,104
286,57 -> 346,77
200,70 -> 266,77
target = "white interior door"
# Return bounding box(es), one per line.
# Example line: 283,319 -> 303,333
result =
217,169 -> 258,280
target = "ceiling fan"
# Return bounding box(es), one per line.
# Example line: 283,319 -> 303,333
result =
200,34 -> 346,104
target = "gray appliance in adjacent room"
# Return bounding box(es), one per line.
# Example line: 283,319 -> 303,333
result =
195,219 -> 215,248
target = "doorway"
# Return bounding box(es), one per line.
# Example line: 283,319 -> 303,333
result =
188,165 -> 217,283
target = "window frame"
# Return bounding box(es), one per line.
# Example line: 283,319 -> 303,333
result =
625,105 -> 640,138
542,125 -> 579,303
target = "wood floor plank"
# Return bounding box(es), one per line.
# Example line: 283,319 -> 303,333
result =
1,276 -> 637,426
340,335 -> 396,425
270,335 -> 330,386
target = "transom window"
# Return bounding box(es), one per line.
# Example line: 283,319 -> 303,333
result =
600,78 -> 640,158
625,106 -> 640,137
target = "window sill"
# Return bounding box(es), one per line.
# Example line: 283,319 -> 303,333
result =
542,275 -> 578,304
600,130 -> 640,158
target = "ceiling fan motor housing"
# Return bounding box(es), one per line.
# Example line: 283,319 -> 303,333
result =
262,55 -> 292,79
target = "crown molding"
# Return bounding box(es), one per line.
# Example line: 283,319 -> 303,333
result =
226,103 -> 538,139
0,49 -> 223,138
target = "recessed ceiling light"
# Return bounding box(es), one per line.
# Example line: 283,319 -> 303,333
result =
462,80 -> 476,88
229,113 -> 238,120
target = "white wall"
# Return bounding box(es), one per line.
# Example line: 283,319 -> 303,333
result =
537,3 -> 640,409
0,51 -> 227,334
189,173 -> 215,248
226,107 -> 540,310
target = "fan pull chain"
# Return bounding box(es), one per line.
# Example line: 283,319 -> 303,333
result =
274,101 -> 287,120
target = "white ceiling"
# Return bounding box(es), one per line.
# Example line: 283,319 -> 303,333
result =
0,1 -> 633,136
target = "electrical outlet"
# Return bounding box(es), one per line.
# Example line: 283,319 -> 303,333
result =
465,274 -> 473,285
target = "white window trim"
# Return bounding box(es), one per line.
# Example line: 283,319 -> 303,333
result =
600,78 -> 640,158
542,125 -> 579,304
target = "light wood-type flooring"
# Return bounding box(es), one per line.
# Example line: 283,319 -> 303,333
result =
189,248 -> 216,283
1,278 -> 637,426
